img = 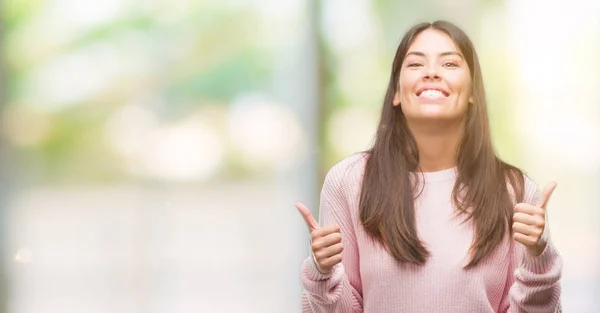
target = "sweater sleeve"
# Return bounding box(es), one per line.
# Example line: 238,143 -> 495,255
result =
501,177 -> 562,313
300,161 -> 364,313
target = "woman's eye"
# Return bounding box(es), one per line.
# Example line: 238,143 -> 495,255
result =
443,62 -> 458,67
407,63 -> 422,68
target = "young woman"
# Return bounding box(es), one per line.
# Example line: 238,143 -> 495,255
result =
296,20 -> 562,313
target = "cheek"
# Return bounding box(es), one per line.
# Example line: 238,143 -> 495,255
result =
398,74 -> 416,98
448,73 -> 471,93
460,82 -> 472,103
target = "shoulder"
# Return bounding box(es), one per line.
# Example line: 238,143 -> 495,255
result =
324,152 -> 369,185
321,152 -> 369,197
523,174 -> 541,205
504,165 -> 540,205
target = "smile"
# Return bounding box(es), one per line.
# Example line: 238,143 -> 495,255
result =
416,88 -> 450,100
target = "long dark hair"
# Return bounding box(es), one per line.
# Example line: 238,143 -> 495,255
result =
360,20 -> 525,268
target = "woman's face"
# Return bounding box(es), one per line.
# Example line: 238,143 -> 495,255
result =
394,28 -> 472,123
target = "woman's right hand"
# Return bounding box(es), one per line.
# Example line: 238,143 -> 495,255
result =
296,202 -> 344,275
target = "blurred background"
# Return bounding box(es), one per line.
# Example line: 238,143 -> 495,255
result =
1,0 -> 599,312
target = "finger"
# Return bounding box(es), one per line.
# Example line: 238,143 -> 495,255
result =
514,203 -> 544,216
512,222 -> 542,237
312,225 -> 341,239
537,181 -> 557,209
513,212 -> 545,228
295,202 -> 320,232
513,232 -> 538,247
320,254 -> 343,269
314,243 -> 343,260
312,231 -> 342,248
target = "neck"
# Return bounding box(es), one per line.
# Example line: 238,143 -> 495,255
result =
408,120 -> 464,172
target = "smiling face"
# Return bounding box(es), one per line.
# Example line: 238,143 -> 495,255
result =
393,28 -> 472,123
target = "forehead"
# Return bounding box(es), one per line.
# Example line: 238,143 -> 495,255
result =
406,28 -> 459,54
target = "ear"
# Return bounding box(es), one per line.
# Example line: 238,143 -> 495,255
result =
393,91 -> 401,106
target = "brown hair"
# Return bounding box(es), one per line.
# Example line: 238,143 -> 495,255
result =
360,20 -> 525,268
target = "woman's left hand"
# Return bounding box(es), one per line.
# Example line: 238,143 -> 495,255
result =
512,182 -> 557,257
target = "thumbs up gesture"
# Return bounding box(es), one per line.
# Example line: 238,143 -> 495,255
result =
513,182 -> 557,257
296,202 -> 344,275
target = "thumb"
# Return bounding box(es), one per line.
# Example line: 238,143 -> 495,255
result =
295,202 -> 320,232
537,181 -> 557,209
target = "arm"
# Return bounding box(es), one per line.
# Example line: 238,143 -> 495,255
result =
300,166 -> 363,313
500,177 -> 562,313
505,242 -> 562,313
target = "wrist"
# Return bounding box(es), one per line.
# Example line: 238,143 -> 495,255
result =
526,240 -> 547,257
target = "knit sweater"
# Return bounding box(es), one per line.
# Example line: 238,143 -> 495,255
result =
300,153 -> 562,313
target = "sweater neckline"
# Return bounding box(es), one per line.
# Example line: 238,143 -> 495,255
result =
412,166 -> 457,182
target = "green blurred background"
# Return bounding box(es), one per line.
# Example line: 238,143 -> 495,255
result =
1,0 -> 598,312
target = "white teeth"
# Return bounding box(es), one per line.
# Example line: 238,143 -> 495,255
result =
420,89 -> 445,99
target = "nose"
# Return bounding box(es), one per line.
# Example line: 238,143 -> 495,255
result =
423,64 -> 440,80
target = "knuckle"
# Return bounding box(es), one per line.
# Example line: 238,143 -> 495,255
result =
311,242 -> 320,252
334,255 -> 343,263
536,208 -> 545,215
322,255 -> 342,269
322,229 -> 335,237
538,219 -> 546,228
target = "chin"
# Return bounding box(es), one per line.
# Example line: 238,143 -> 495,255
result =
407,110 -> 459,122
418,105 -> 449,116
402,103 -> 464,121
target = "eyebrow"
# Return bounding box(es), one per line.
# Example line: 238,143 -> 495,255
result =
405,51 -> 464,59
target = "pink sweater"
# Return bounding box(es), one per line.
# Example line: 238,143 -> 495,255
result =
300,153 -> 562,313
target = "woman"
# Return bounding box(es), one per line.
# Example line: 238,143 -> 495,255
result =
296,20 -> 562,313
